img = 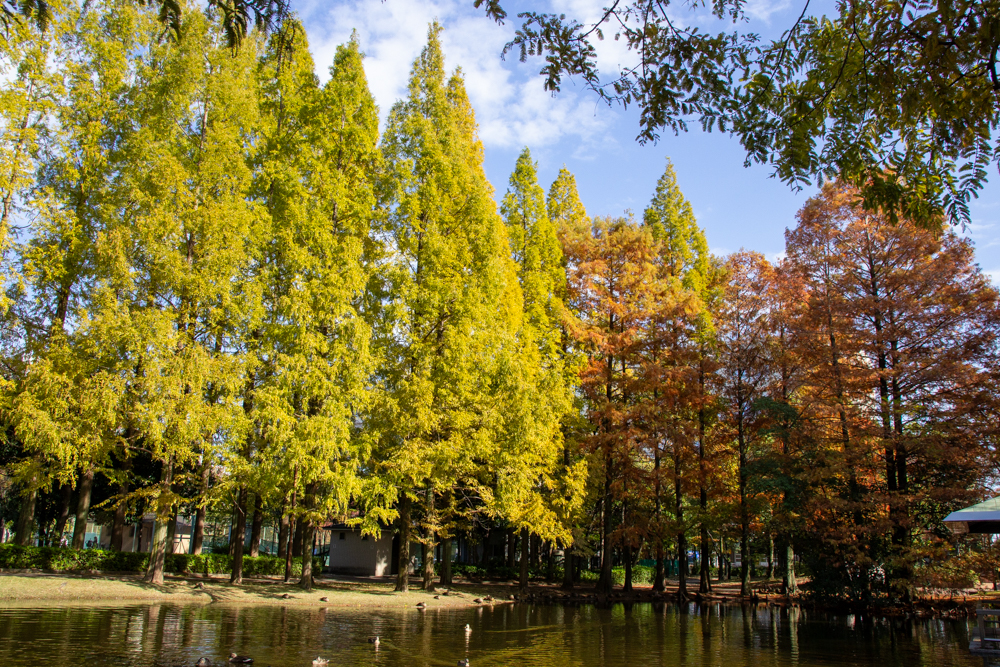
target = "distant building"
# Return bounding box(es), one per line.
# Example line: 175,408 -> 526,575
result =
322,525 -> 504,577
945,497 -> 1000,534
324,525 -> 396,576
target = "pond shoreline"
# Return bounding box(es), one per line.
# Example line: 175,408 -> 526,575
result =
0,571 -> 488,609
0,569 -> 990,620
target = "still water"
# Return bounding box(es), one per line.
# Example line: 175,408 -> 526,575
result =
0,601 -> 981,667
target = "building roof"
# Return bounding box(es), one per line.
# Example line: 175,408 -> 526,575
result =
944,497 -> 1000,534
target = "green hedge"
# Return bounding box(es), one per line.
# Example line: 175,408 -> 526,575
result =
611,565 -> 653,586
0,544 -> 320,576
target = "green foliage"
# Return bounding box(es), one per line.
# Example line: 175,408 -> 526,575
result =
0,543 -> 317,576
499,0 -> 1000,227
496,147 -> 579,542
2,0 -> 998,610
611,565 -> 654,586
0,544 -> 149,571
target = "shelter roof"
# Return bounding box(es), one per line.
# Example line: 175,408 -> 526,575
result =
944,497 -> 1000,534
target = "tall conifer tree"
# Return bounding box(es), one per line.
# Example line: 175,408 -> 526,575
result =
252,25 -> 383,589
102,9 -> 263,585
500,148 -> 576,591
643,158 -> 716,597
378,24 -> 514,592
546,166 -> 591,590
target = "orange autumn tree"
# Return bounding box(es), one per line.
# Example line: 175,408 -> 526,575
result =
715,251 -> 778,596
784,182 -> 1000,603
566,216 -> 698,595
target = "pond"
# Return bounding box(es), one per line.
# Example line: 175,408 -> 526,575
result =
0,601 -> 982,667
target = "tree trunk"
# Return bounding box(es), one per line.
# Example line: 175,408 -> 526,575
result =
698,373 -> 712,594
740,535 -> 751,596
14,470 -> 38,546
562,546 -> 574,590
506,528 -> 516,568
190,507 -> 205,555
53,482 -> 74,546
653,447 -> 664,592
190,465 -> 210,555
228,506 -> 237,557
699,522 -> 712,593
144,460 -> 173,585
299,520 -> 316,590
165,508 -> 178,555
624,542 -> 633,593
440,535 -> 453,586
767,536 -> 775,580
284,466 -> 299,583
422,488 -> 436,591
292,516 -> 304,557
395,493 -> 411,592
231,487 -> 248,584
890,348 -> 912,602
110,476 -> 128,551
277,507 -> 289,560
654,542 -> 664,592
283,516 -> 296,583
422,540 -> 433,590
675,449 -> 687,600
739,410 -> 751,597
783,541 -> 797,594
249,494 -> 264,557
546,542 -> 555,582
597,460 -> 613,595
519,526 -> 530,593
72,468 -> 95,549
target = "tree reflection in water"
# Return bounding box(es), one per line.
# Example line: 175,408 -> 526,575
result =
0,602 -> 980,666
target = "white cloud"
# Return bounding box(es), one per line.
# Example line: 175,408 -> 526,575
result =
744,0 -> 793,24
298,0 -> 616,154
766,250 -> 787,263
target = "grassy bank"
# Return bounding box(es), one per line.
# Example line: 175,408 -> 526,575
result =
0,571 -> 494,609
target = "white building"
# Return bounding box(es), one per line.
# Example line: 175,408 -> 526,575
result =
325,527 -> 395,576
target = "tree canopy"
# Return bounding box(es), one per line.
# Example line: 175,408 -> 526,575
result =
2,1 -> 1000,605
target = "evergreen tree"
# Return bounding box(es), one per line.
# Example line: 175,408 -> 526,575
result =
100,9 -> 263,584
251,25 -> 383,589
547,167 -> 590,247
500,148 -> 577,591
546,166 -> 591,591
643,158 -> 717,597
377,23 -> 515,592
9,0 -> 155,550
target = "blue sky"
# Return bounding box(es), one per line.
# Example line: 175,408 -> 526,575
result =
295,0 -> 1000,278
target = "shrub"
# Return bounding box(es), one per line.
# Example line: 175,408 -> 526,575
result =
451,563 -> 486,581
0,544 -> 320,577
611,565 -> 653,586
